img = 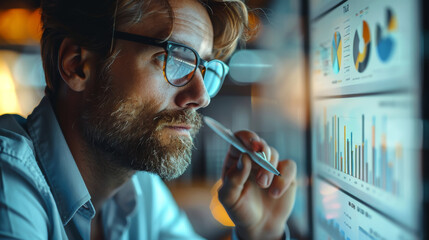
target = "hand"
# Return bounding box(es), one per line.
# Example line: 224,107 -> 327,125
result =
218,130 -> 297,240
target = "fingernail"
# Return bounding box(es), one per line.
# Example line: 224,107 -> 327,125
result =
237,154 -> 243,170
258,174 -> 268,186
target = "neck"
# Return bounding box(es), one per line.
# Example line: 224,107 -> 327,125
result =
55,94 -> 135,213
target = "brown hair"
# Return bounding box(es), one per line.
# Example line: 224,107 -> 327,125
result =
40,0 -> 251,98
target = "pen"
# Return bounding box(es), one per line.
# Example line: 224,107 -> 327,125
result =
203,116 -> 281,176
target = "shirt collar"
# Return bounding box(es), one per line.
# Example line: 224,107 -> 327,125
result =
26,96 -> 92,225
101,175 -> 140,239
115,175 -> 140,216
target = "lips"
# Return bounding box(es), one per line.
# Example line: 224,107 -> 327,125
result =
152,110 -> 202,136
162,125 -> 193,138
165,125 -> 192,133
168,125 -> 191,130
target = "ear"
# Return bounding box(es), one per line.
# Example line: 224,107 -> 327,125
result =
58,38 -> 95,92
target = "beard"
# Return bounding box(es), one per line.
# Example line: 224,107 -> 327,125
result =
79,78 -> 202,181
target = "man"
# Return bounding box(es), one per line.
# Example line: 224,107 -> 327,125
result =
0,0 -> 297,239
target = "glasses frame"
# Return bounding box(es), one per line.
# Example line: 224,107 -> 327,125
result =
113,31 -> 228,97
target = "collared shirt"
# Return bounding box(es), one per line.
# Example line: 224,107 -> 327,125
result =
0,97 -> 204,240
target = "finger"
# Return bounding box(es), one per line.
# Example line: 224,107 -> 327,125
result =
231,130 -> 261,156
221,149 -> 239,180
268,159 -> 297,199
234,130 -> 260,148
250,137 -> 267,153
251,138 -> 271,160
281,180 -> 297,220
221,130 -> 261,179
256,145 -> 278,188
218,153 -> 252,208
234,133 -> 277,189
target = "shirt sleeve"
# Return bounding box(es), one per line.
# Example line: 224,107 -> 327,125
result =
0,161 -> 49,240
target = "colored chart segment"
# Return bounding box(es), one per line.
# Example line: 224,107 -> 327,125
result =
312,95 -> 420,231
316,111 -> 402,196
376,8 -> 397,62
314,180 -> 418,240
353,20 -> 371,72
331,32 -> 342,74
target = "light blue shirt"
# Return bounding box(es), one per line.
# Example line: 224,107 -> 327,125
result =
0,97 -> 204,240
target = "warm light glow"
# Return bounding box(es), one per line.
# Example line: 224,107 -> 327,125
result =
325,212 -> 340,220
0,59 -> 21,114
322,193 -> 338,204
27,9 -> 42,41
209,179 -> 235,227
319,183 -> 339,195
0,9 -> 41,44
247,12 -> 262,42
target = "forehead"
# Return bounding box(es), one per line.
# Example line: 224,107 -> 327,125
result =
120,0 -> 214,58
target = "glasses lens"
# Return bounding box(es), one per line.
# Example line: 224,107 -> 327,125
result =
204,60 -> 227,97
165,46 -> 197,86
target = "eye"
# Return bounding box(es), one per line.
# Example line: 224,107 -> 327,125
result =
156,54 -> 165,62
153,53 -> 166,67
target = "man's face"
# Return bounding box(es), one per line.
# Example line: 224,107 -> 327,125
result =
80,0 -> 213,180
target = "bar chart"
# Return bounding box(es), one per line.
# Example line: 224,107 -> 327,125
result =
316,111 -> 403,196
312,94 -> 419,221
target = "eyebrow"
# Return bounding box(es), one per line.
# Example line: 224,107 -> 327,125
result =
168,36 -> 191,47
168,36 -> 212,61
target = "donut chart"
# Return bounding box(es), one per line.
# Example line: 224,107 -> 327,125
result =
376,8 -> 396,62
353,20 -> 371,72
331,32 -> 342,74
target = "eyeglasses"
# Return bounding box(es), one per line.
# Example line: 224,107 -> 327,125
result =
113,31 -> 229,98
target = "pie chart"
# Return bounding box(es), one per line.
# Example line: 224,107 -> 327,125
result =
376,8 -> 396,62
353,20 -> 371,73
331,31 -> 342,74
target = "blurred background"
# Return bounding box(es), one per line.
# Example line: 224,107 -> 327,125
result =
0,1 -> 44,116
0,0 -> 308,239
1,0 -> 427,239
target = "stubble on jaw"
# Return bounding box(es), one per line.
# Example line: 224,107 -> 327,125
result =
79,80 -> 203,181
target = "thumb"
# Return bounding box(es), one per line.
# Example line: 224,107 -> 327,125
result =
218,154 -> 252,208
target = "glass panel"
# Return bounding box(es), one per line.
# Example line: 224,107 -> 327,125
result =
165,45 -> 196,86
204,61 -> 225,97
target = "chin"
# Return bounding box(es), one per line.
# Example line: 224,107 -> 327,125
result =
129,142 -> 193,181
149,157 -> 191,181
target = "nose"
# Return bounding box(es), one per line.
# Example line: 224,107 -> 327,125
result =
174,69 -> 210,110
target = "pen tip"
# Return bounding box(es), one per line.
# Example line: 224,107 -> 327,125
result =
278,173 -> 282,177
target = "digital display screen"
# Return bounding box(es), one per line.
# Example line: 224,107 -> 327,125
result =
310,0 -> 422,239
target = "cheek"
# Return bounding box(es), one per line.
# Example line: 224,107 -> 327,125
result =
110,56 -> 175,110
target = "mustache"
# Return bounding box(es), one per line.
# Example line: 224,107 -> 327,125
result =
153,109 -> 203,133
